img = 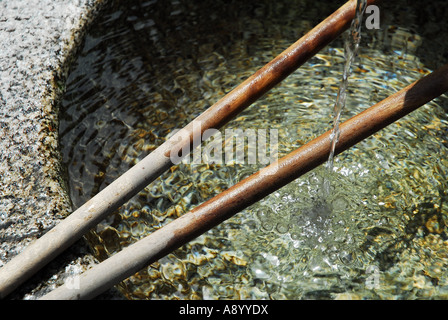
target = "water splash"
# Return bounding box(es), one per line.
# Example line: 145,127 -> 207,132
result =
296,0 -> 368,251
324,0 -> 368,195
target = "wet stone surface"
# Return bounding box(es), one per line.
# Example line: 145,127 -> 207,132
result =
0,0 -> 124,299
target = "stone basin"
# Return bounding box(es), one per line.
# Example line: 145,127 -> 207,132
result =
1,0 -> 448,299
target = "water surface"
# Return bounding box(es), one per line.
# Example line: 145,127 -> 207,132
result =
60,0 -> 448,299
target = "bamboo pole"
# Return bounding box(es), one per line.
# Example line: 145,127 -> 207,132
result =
0,0 -> 379,299
40,63 -> 448,300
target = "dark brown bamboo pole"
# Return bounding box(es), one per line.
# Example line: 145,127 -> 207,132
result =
41,64 -> 448,300
0,0 -> 379,299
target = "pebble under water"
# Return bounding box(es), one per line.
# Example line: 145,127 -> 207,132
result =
59,0 -> 448,299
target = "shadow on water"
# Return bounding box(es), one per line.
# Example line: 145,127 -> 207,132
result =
360,50 -> 448,292
361,189 -> 448,272
358,58 -> 448,276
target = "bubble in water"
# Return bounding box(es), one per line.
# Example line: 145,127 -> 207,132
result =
261,221 -> 274,232
276,222 -> 289,234
332,197 -> 348,211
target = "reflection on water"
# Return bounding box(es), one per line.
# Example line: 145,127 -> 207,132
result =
60,0 -> 448,299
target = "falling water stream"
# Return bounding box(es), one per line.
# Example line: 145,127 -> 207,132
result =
325,0 -> 366,189
303,0 -> 367,255
60,0 -> 448,299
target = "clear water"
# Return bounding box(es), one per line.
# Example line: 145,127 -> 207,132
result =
322,0 -> 366,211
326,0 -> 366,174
60,0 -> 448,299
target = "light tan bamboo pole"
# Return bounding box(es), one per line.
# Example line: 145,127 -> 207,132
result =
0,0 -> 379,299
40,63 -> 448,300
